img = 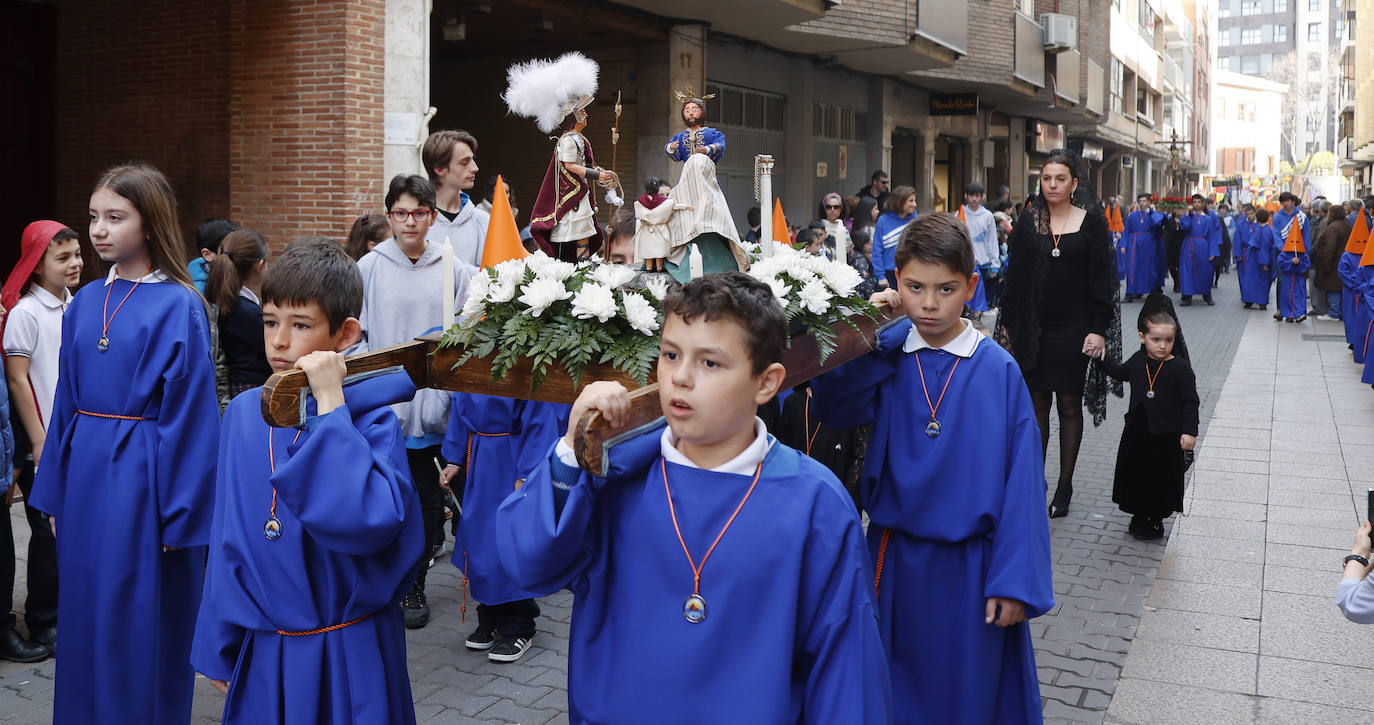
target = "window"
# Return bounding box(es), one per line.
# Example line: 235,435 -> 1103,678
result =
1309,0 -> 1321,10
811,102 -> 868,142
1307,116 -> 1320,131
1220,2 -> 1232,17
1308,86 -> 1321,102
706,83 -> 786,132
1275,0 -> 1287,11
1274,24 -> 1287,42
1242,27 -> 1261,44
1242,0 -> 1262,14
1242,55 -> 1261,73
1139,2 -> 1157,41
1110,58 -> 1124,114
1309,22 -> 1321,41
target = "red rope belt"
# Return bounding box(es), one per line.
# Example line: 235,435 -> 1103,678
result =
276,612 -> 370,637
873,527 -> 892,599
77,409 -> 151,421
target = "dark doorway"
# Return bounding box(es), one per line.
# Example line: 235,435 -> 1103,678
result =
1,1 -> 58,277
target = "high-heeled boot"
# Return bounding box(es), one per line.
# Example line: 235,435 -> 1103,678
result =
1048,482 -> 1073,518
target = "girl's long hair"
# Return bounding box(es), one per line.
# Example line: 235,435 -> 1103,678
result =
206,229 -> 268,311
93,164 -> 196,290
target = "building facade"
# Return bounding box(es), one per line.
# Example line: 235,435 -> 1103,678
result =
1211,68 -> 1287,175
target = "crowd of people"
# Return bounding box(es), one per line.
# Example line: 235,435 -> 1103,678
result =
12,124 -> 1372,725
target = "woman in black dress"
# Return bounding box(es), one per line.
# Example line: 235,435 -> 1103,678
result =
996,150 -> 1121,518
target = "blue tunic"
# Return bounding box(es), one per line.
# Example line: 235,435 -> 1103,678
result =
1123,210 -> 1164,295
1234,219 -> 1273,306
1276,248 -> 1311,319
441,393 -> 564,605
1339,252 -> 1369,353
665,127 -> 726,164
191,372 -> 423,724
811,319 -> 1054,725
496,428 -> 892,724
873,211 -> 917,283
1176,212 -> 1222,296
30,277 -> 220,725
1364,277 -> 1374,384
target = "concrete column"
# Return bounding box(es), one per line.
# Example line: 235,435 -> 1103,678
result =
784,62 -> 815,221
1008,117 -> 1028,201
383,0 -> 429,183
917,129 -> 936,212
868,79 -> 890,184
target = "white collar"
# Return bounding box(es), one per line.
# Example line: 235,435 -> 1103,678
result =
104,267 -> 168,286
26,284 -> 72,309
902,318 -> 982,358
238,286 -> 260,306
660,417 -> 772,476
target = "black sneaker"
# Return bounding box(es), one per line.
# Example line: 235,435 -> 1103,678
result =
401,584 -> 430,629
465,627 -> 498,651
488,634 -> 533,663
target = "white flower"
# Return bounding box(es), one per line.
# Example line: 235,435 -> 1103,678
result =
486,278 -> 518,304
621,291 -> 660,335
642,274 -> 670,301
466,270 -> 491,304
590,264 -> 637,288
798,279 -> 831,315
527,253 -> 577,282
570,282 -> 618,322
517,277 -> 572,317
762,275 -> 792,306
818,259 -> 861,298
494,257 -> 527,288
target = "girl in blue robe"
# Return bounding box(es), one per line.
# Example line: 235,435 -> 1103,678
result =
1233,209 -> 1272,308
1123,207 -> 1164,299
192,370 -> 424,724
1176,203 -> 1223,304
440,393 -> 565,657
812,317 -> 1054,725
30,164 -> 221,725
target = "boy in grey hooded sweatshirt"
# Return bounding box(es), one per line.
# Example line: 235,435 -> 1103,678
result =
358,174 -> 476,628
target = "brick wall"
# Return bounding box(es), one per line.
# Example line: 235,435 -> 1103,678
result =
915,0 -> 1018,85
54,0 -> 232,265
228,0 -> 386,252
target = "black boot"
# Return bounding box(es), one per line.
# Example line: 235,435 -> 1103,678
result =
1048,483 -> 1072,518
0,629 -> 49,663
401,569 -> 431,629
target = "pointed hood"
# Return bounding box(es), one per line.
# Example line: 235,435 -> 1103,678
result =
1346,212 -> 1369,256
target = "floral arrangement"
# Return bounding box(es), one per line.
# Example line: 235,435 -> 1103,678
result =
441,244 -> 878,392
1154,196 -> 1190,213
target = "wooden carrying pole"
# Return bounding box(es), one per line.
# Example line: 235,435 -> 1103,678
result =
261,309 -> 903,475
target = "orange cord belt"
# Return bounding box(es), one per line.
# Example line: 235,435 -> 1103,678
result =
873,528 -> 892,599
77,409 -> 151,421
276,612 -> 370,637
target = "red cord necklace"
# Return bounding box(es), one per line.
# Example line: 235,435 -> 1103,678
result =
264,428 -> 304,540
914,351 -> 962,438
661,458 -> 763,624
98,268 -> 150,352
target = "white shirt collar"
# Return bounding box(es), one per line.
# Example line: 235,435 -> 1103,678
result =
104,267 -> 168,285
660,416 -> 772,475
902,318 -> 982,358
26,284 -> 72,309
238,286 -> 260,306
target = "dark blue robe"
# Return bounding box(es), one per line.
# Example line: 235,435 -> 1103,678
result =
192,372 -> 423,724
811,319 -> 1054,725
1364,277 -> 1374,384
1339,252 -> 1368,353
496,428 -> 892,724
1277,249 -> 1312,319
665,127 -> 726,164
441,393 -> 565,605
1234,218 -> 1273,306
1177,212 -> 1222,296
1123,210 -> 1164,295
30,278 -> 220,725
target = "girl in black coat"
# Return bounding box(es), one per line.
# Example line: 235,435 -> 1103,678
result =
1099,293 -> 1200,540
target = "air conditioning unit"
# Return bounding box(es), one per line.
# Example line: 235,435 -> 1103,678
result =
1041,13 -> 1078,52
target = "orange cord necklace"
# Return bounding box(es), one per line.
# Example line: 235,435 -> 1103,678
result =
98,268 -> 150,351
1144,358 -> 1166,400
802,393 -> 821,455
914,351 -> 962,438
264,428 -> 304,540
661,458 -> 763,623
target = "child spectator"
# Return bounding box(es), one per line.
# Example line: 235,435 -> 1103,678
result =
847,229 -> 879,300
0,220 -> 81,662
191,217 -> 237,295
346,212 -> 391,261
1099,294 -> 1199,540
811,213 -> 1053,723
358,174 -> 475,629
192,239 -> 424,724
31,164 -> 220,724
207,229 -> 272,395
496,272 -> 891,722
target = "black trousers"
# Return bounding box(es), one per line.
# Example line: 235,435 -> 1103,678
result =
1,462 -> 58,634
477,599 -> 539,639
406,445 -> 447,589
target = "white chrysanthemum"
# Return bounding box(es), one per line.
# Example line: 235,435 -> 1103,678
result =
460,290 -> 487,320
642,274 -> 670,301
798,279 -> 831,315
778,253 -> 818,283
818,259 -> 861,298
466,270 -> 491,304
762,275 -> 792,306
494,257 -> 527,288
747,256 -> 784,281
590,264 -> 637,288
486,277 -> 518,304
621,291 -> 660,335
532,258 -> 577,282
570,282 -> 618,322
517,277 -> 572,317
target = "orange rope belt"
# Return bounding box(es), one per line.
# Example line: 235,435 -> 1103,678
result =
77,409 -> 150,421
276,612 -> 370,637
873,527 -> 892,599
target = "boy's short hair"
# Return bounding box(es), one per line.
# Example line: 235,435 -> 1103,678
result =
1256,208 -> 1271,223
965,182 -> 985,196
895,213 -> 975,277
421,129 -> 478,183
261,238 -> 362,334
796,228 -> 822,246
1136,192 -> 1152,201
1190,193 -> 1205,202
51,228 -> 79,246
662,272 -> 785,376
196,218 -> 237,253
1278,191 -> 1299,205
747,206 -> 761,227
385,174 -> 437,211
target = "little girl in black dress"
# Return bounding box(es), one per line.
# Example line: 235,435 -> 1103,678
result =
1099,293 -> 1200,540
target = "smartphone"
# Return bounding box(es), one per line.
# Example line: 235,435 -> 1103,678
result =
1367,489 -> 1373,527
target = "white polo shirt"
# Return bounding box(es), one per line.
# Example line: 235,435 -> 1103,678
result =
4,284 -> 73,430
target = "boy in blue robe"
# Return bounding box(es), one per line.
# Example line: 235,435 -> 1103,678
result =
811,213 -> 1054,725
1123,193 -> 1165,301
1234,204 -> 1272,309
1273,194 -> 1312,322
192,240 -> 425,725
496,272 -> 891,724
1176,194 -> 1222,306
439,393 -> 565,663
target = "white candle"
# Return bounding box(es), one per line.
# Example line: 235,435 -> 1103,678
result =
689,243 -> 703,280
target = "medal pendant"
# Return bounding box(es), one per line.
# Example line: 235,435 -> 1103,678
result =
1146,390 -> 1156,399
925,420 -> 942,438
264,517 -> 282,541
683,594 -> 708,623
97,336 -> 109,352
1051,248 -> 1062,258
